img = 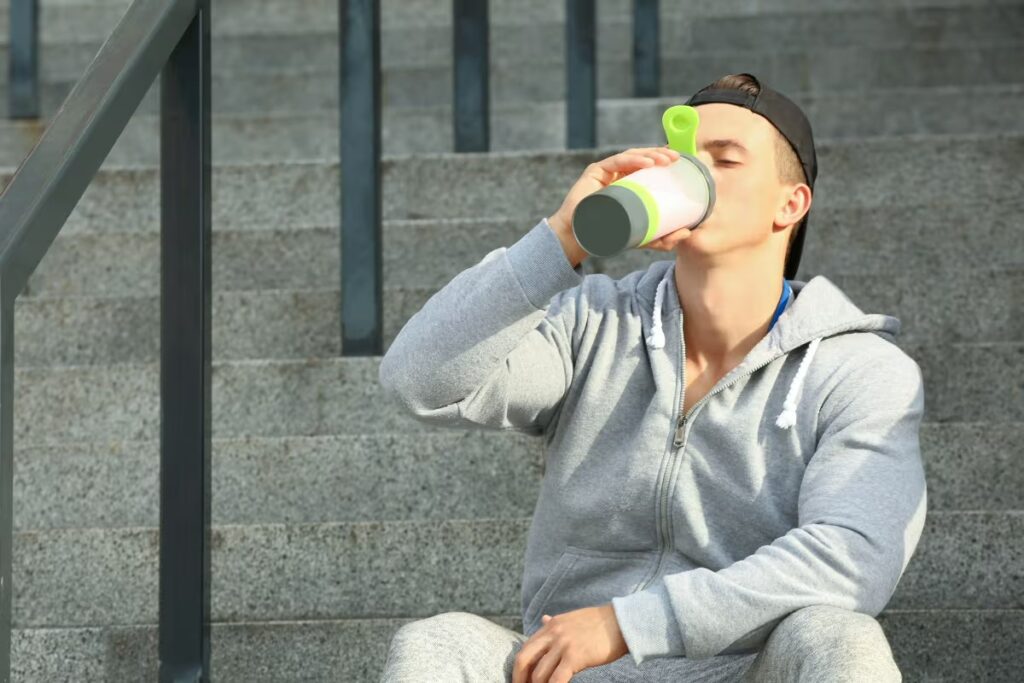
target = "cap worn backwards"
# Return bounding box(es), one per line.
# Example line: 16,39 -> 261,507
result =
683,73 -> 817,281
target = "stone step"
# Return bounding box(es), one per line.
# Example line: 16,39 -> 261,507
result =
10,265 -> 1022,367
2,133 -> 1019,233
11,609 -> 1022,682
2,0 -> 1015,44
9,514 -> 1022,630
7,5 -> 1021,82
3,41 -> 1022,117
11,421 -> 1023,532
4,83 -> 1023,166
19,195 -> 1024,299
8,342 -> 1022,446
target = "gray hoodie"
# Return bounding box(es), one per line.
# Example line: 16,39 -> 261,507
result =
378,217 -> 928,666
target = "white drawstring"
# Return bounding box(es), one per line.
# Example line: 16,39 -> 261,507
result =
645,271 -> 819,430
645,277 -> 668,350
774,337 -> 821,429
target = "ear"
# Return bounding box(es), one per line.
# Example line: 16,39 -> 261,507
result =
774,183 -> 812,232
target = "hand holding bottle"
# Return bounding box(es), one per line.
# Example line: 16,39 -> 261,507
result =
547,146 -> 694,268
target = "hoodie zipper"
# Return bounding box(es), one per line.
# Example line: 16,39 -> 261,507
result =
635,310 -> 792,593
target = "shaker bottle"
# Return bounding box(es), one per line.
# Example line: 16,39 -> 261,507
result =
571,105 -> 716,258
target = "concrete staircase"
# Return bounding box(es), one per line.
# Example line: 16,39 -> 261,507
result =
0,0 -> 1022,679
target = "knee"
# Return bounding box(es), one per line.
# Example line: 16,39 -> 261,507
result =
750,605 -> 900,682
390,611 -> 482,651
383,611 -> 525,682
772,604 -> 889,656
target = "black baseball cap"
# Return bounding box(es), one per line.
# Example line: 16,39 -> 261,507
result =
684,73 -> 817,281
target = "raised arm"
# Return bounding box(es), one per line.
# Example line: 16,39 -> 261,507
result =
378,218 -> 586,435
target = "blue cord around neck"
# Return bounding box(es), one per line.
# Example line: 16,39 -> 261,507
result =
768,279 -> 792,332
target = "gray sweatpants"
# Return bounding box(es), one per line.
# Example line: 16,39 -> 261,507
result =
380,604 -> 902,682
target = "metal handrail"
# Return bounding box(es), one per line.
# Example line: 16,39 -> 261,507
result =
0,0 -> 211,680
1,0 -> 663,677
7,0 -> 38,119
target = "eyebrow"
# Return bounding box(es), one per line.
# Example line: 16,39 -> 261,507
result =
700,139 -> 750,156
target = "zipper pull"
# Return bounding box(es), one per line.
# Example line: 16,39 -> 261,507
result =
673,414 -> 687,448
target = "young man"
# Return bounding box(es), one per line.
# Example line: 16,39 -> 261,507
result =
379,73 -> 923,682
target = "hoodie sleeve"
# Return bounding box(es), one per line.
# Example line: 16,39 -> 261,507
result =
610,350 -> 928,664
378,217 -> 586,436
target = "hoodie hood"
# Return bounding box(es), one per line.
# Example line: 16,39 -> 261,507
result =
637,261 -> 901,430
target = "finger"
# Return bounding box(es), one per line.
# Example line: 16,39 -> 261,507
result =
633,145 -> 676,155
644,228 -> 691,251
615,152 -> 659,166
668,227 -> 694,243
632,148 -> 678,163
640,146 -> 680,161
512,633 -> 551,683
550,661 -> 577,683
596,154 -> 656,174
608,150 -> 677,171
529,645 -> 564,683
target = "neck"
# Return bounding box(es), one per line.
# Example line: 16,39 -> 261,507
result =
674,254 -> 785,371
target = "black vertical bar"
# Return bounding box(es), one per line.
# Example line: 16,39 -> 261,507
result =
633,0 -> 659,98
339,0 -> 382,356
453,0 -> 489,152
0,291 -> 14,682
566,0 -> 596,149
159,0 -> 211,680
9,0 -> 40,119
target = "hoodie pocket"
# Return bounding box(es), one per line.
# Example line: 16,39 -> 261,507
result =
523,545 -> 661,632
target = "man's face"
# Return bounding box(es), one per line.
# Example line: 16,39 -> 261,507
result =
680,102 -> 803,268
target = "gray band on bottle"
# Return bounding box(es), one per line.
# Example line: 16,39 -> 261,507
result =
571,184 -> 650,258
678,153 -> 717,227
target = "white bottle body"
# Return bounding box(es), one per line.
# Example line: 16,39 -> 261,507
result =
614,156 -> 713,244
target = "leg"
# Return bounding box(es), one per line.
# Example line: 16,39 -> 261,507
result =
380,611 -> 757,683
380,611 -> 528,683
570,651 -> 757,683
740,605 -> 901,683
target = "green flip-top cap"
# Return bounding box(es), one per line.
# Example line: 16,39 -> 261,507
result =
662,104 -> 699,156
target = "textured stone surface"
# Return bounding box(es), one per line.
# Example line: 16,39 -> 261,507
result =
3,133 -> 1021,233
7,514 -> 1021,628
15,198 -> 1024,298
7,265 -> 1021,366
0,0 -> 1014,43
6,343 -> 1021,445
3,83 -> 1022,166
3,42 -> 1023,119
11,422 -> 1022,531
5,6 -> 1022,83
13,432 -> 545,529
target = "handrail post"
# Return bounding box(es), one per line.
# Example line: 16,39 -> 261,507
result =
633,0 -> 659,98
566,0 -> 596,148
159,0 -> 211,680
339,0 -> 383,356
453,0 -> 489,152
9,0 -> 40,119
0,290 -> 14,682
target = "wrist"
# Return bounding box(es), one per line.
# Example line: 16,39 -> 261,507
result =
546,215 -> 587,269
